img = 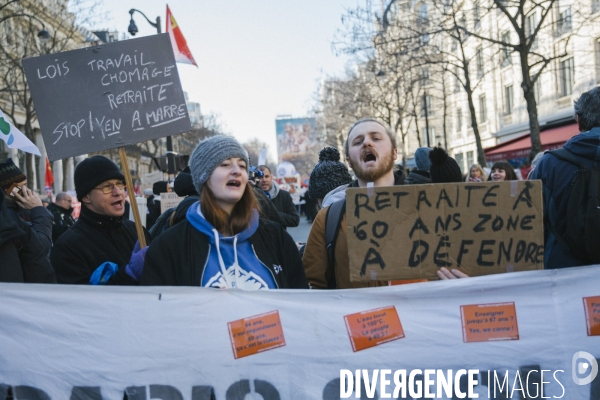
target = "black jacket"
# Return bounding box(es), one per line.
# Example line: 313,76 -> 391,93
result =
0,190 -> 55,283
141,217 -> 309,288
51,206 -> 150,285
405,170 -> 431,185
269,186 -> 299,228
47,202 -> 76,242
6,199 -> 53,256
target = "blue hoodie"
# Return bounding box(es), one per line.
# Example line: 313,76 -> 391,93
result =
186,204 -> 277,289
531,126 -> 600,268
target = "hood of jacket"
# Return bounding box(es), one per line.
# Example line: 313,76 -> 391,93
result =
186,202 -> 259,244
563,126 -> 600,161
266,180 -> 280,199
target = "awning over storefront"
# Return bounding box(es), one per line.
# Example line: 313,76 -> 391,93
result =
485,123 -> 579,162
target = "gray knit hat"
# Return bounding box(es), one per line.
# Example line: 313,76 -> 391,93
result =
308,147 -> 353,199
190,135 -> 249,194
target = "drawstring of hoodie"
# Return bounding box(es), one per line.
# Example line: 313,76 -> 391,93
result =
212,228 -> 240,289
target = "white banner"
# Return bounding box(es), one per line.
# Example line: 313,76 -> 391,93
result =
0,266 -> 599,399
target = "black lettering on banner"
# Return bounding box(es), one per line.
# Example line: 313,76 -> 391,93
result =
149,385 -> 184,400
477,240 -> 496,266
520,215 -> 535,231
71,386 -> 103,399
0,385 -> 8,400
452,213 -> 462,230
464,185 -> 486,207
512,181 -> 534,210
434,235 -> 452,267
409,240 -> 429,267
226,379 -> 280,400
375,192 -> 391,210
514,240 -> 527,262
14,386 -> 51,400
507,215 -> 519,231
192,386 -> 216,400
457,240 -> 474,267
417,190 -> 432,210
372,221 -> 389,239
354,221 -> 368,240
436,188 -> 453,209
409,217 -> 430,239
482,185 -> 499,207
435,215 -> 452,233
474,214 -> 491,232
360,248 -> 386,276
354,193 -> 374,219
392,191 -> 409,208
491,216 -> 504,232
322,378 -> 376,400
497,239 -> 513,265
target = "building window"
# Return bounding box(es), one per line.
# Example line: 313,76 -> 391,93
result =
556,7 -> 572,37
422,95 -> 434,117
420,68 -> 430,86
466,151 -> 474,169
525,12 -> 538,49
559,57 -> 574,97
595,38 -> 600,83
457,108 -> 463,133
534,78 -> 541,104
501,31 -> 511,67
474,1 -> 481,30
476,47 -> 484,78
418,3 -> 429,24
594,0 -> 600,14
479,94 -> 487,122
455,153 -> 465,173
504,85 -> 514,115
454,66 -> 461,92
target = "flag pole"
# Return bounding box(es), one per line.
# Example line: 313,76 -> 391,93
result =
119,147 -> 146,248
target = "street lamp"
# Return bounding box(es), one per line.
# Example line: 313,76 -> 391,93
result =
127,9 -> 177,177
37,29 -> 51,44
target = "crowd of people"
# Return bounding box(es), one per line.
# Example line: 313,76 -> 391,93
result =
3,87 -> 600,288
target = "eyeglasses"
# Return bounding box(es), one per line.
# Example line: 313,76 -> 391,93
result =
93,181 -> 125,194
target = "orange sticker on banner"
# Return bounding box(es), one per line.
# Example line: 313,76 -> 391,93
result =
228,310 -> 285,359
344,306 -> 405,352
461,302 -> 519,343
583,296 -> 600,336
390,279 -> 428,285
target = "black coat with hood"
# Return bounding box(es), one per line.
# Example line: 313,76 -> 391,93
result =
0,190 -> 55,283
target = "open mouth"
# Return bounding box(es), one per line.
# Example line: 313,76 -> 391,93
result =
227,180 -> 241,187
111,200 -> 123,208
362,151 -> 377,163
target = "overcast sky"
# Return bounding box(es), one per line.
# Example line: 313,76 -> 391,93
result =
96,0 -> 360,161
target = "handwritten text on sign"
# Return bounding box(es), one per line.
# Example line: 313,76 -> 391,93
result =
227,310 -> 286,359
22,34 -> 191,161
346,181 -> 544,281
344,306 -> 405,352
460,302 -> 519,343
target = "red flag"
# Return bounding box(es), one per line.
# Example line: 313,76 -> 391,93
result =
45,158 -> 54,188
166,5 -> 198,66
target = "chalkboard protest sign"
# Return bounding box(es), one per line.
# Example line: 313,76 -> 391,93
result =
346,180 -> 544,282
22,34 -> 191,161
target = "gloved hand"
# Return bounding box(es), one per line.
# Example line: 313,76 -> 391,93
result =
89,262 -> 118,285
125,240 -> 149,281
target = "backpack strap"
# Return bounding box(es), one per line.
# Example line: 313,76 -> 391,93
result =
324,198 -> 345,289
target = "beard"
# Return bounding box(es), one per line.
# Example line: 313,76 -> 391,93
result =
349,149 -> 395,183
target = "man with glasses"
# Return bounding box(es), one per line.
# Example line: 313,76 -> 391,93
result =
47,192 -> 76,242
51,156 -> 150,285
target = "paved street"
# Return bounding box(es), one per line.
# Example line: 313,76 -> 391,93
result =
287,217 -> 314,244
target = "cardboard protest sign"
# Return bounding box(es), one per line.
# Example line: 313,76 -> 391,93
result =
22,34 -> 191,161
346,181 -> 544,281
160,192 -> 184,214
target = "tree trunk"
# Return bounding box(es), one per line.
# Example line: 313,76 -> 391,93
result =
518,52 -> 541,161
463,70 -> 487,168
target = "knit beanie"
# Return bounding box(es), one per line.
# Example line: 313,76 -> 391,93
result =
428,147 -> 463,183
174,167 -> 198,197
0,158 -> 26,193
414,147 -> 432,171
190,135 -> 249,195
308,147 -> 353,199
152,181 -> 168,195
74,155 -> 125,201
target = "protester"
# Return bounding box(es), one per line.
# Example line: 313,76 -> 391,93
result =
527,151 -> 546,179
405,147 -> 432,184
466,163 -> 487,182
141,136 -> 309,289
257,165 -> 299,229
531,87 -> 600,268
51,156 -> 150,285
307,147 -> 353,210
47,191 -> 75,242
429,147 -> 464,183
487,161 -> 518,181
303,118 -> 406,289
0,189 -> 56,283
0,158 -> 52,255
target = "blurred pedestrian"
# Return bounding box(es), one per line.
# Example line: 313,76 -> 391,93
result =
47,191 -> 75,242
487,161 -> 518,181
